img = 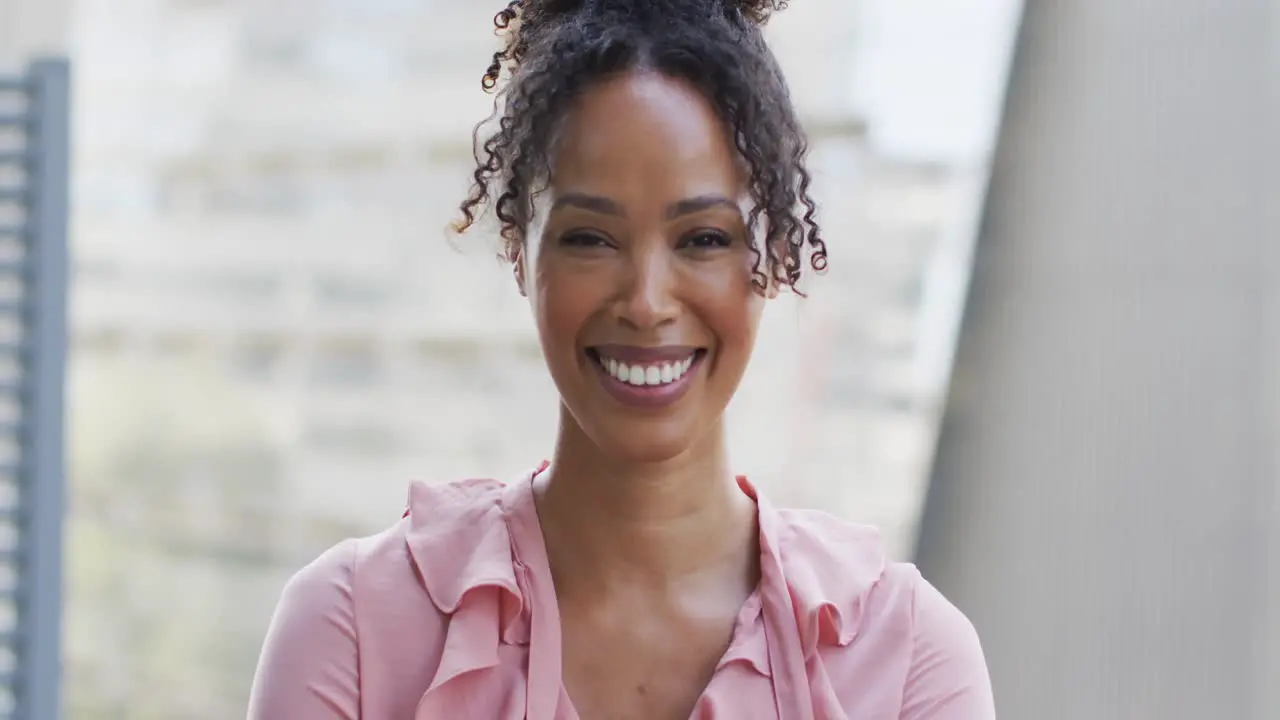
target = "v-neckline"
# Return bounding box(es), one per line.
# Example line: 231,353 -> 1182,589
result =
500,466 -> 810,720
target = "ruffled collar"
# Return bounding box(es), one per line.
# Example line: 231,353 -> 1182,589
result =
753,482 -> 887,650
401,464 -> 888,718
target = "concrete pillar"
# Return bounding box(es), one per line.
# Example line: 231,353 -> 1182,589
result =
916,1 -> 1277,718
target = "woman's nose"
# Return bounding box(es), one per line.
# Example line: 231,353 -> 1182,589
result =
614,247 -> 679,331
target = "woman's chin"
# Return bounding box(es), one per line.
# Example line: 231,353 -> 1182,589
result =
583,422 -> 704,465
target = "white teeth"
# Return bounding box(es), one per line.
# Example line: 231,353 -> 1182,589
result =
597,352 -> 697,387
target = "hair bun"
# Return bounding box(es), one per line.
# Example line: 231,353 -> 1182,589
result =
725,0 -> 789,25
504,0 -> 787,25
496,0 -> 581,26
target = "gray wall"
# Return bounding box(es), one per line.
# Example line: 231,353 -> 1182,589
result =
916,1 -> 1278,718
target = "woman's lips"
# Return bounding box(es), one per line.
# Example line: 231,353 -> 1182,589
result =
586,346 -> 706,409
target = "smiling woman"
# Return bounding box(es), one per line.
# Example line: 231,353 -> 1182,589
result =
516,71 -> 767,466
247,1 -> 995,719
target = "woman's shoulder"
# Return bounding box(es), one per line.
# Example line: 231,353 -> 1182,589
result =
250,476 -> 521,719
773,506 -> 887,580
269,475 -> 519,630
772,505 -> 979,639
772,507 -> 994,716
348,475 -> 518,594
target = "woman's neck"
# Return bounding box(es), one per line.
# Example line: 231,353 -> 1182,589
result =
533,414 -> 758,599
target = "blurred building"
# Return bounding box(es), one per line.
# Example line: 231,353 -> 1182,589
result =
70,0 -> 971,549
0,0 -> 69,68
72,0 -> 560,539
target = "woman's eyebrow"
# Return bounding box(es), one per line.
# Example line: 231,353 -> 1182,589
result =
551,192 -> 625,216
666,194 -> 737,219
549,192 -> 738,219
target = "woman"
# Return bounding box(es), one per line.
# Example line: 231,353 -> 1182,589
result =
248,0 -> 995,717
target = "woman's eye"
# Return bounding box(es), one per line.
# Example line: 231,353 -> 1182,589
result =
559,232 -> 612,248
682,230 -> 733,249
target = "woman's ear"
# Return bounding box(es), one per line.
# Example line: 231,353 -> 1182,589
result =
510,246 -> 528,297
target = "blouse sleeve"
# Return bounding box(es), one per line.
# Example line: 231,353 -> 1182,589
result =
247,539 -> 362,720
899,571 -> 996,719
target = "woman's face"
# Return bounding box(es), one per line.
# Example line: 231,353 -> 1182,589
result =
523,70 -> 765,463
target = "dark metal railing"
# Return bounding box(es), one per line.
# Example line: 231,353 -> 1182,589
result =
0,58 -> 70,720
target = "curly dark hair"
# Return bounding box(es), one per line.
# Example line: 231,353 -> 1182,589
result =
453,0 -> 827,293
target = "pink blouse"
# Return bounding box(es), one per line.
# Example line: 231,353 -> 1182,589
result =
248,466 -> 995,719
